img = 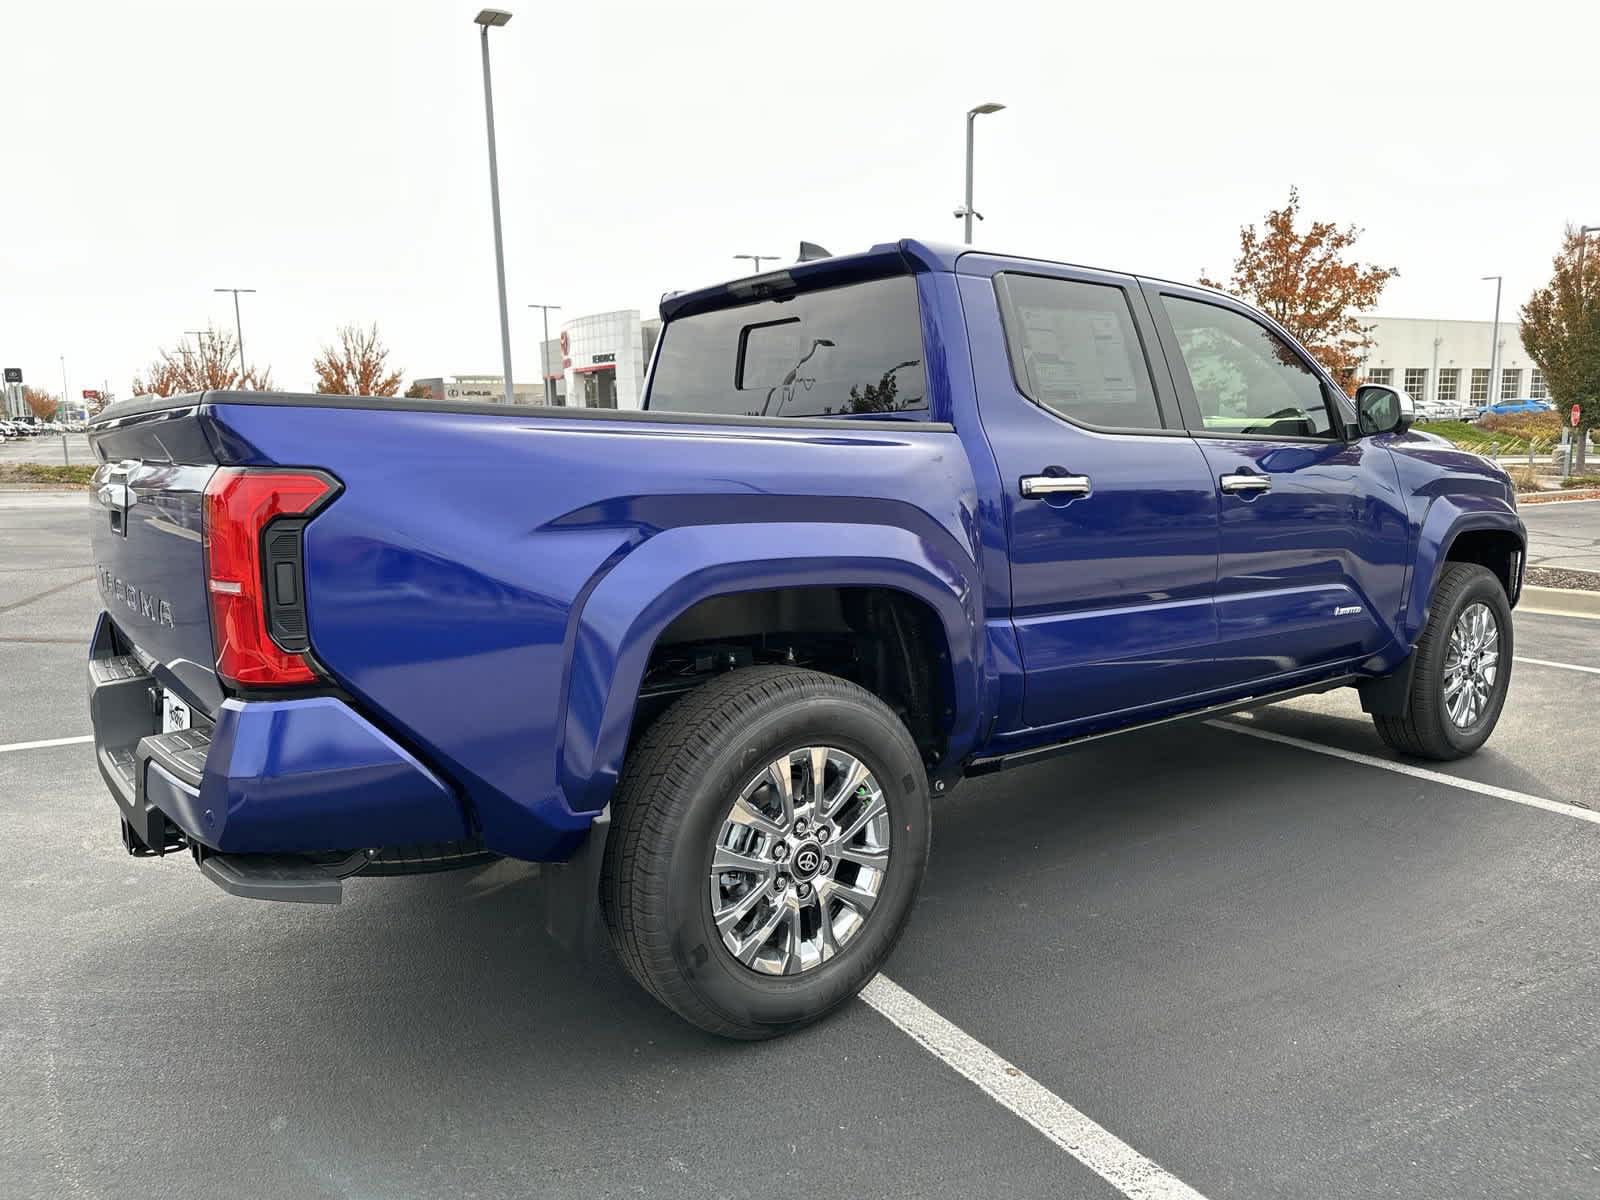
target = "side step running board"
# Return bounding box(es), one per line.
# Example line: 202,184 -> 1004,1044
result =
965,673 -> 1357,777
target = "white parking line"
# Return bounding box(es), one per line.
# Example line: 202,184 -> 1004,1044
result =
0,734 -> 93,755
1516,655 -> 1600,676
1209,719 -> 1600,827
862,975 -> 1210,1200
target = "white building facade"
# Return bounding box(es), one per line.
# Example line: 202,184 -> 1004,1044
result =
547,310 -> 661,411
413,310 -> 662,411
410,375 -> 548,405
1359,317 -> 1544,408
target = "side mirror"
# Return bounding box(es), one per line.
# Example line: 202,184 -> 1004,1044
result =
1354,384 -> 1414,437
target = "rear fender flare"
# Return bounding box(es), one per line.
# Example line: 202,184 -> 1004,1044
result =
558,521 -> 987,817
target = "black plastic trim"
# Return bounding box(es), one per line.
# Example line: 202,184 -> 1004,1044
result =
965,673 -> 1358,776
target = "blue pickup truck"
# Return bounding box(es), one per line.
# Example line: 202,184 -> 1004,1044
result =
87,239 -> 1524,1038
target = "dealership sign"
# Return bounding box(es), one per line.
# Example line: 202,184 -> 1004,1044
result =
3,367 -> 20,384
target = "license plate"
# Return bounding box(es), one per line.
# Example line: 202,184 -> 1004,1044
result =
161,690 -> 191,734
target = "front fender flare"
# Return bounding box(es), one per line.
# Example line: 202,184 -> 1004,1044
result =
558,521 -> 987,817
1403,497 -> 1525,644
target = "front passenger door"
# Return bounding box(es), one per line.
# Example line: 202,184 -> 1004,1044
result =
1145,284 -> 1410,689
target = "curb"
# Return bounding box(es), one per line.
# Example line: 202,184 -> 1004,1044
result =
1520,584 -> 1600,620
1519,492 -> 1600,505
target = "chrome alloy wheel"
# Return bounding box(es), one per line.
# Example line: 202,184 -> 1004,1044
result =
1443,601 -> 1500,729
709,746 -> 892,976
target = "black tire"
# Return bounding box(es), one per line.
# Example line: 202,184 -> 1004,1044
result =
1374,563 -> 1513,760
600,666 -> 931,1039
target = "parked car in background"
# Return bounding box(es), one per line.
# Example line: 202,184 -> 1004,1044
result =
1475,398 -> 1554,420
87,238 -> 1526,1039
1414,396 -> 1467,423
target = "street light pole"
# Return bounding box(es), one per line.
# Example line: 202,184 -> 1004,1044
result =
528,304 -> 561,406
59,355 -> 69,464
1481,275 -> 1503,407
734,254 -> 778,274
475,9 -> 516,406
212,288 -> 256,382
957,102 -> 1005,245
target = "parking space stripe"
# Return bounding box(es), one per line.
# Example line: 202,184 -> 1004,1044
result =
0,734 -> 93,755
862,975 -> 1210,1200
1516,655 -> 1600,676
1209,719 -> 1600,826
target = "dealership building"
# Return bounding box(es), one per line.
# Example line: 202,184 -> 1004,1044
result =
415,309 -> 663,411
1359,317 -> 1544,408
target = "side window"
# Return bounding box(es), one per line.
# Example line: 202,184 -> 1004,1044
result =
1160,295 -> 1337,438
997,274 -> 1165,431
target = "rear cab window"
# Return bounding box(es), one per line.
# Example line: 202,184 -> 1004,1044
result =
645,276 -> 927,419
994,273 -> 1166,431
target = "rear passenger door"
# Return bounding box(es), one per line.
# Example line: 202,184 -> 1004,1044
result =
1143,282 -> 1410,688
966,263 -> 1221,732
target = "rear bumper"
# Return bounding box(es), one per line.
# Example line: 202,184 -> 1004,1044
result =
88,613 -> 470,854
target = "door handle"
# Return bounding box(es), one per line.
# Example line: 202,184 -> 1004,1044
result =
1020,474 -> 1092,499
1219,472 -> 1271,494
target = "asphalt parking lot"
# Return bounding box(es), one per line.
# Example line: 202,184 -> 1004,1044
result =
1523,498 -> 1600,574
5,487 -> 1600,1200
0,433 -> 91,466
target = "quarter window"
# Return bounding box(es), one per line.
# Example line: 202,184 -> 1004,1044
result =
997,274 -> 1164,430
1161,296 -> 1337,438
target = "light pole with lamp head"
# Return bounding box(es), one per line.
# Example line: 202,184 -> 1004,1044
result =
528,304 -> 561,406
475,8 -> 516,406
955,102 -> 1005,245
734,254 -> 778,274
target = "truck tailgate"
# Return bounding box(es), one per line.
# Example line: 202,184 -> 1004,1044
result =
87,407 -> 223,716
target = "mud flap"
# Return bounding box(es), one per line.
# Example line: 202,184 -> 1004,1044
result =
1357,652 -> 1418,716
539,807 -> 610,960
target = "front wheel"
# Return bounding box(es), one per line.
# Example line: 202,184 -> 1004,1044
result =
601,667 -> 931,1039
1374,562 -> 1513,760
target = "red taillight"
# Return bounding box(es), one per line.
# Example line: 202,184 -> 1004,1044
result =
202,467 -> 334,688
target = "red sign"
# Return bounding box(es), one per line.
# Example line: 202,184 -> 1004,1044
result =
1573,404 -> 1582,428
82,389 -> 100,401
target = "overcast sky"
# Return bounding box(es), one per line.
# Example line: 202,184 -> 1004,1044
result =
3,0 -> 1597,400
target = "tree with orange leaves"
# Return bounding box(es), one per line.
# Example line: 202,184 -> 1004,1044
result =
312,323 -> 403,396
1200,187 -> 1398,389
22,386 -> 60,421
131,326 -> 274,397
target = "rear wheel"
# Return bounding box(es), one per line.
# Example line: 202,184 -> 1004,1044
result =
601,667 -> 930,1039
1374,563 -> 1513,760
